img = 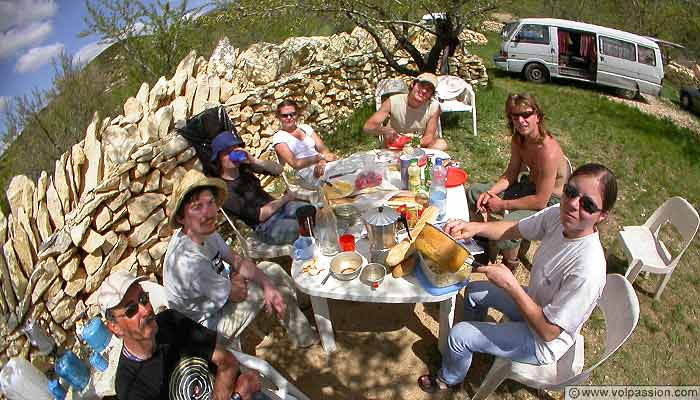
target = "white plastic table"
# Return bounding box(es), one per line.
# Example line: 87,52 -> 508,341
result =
292,168 -> 470,354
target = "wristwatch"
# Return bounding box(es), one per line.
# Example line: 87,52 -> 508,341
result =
230,393 -> 242,400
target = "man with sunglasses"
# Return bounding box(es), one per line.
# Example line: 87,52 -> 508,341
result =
211,130 -> 309,245
467,93 -> 570,271
364,73 -> 447,150
99,271 -> 262,400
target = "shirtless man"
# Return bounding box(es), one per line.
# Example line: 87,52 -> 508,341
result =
467,93 -> 569,270
363,73 -> 447,150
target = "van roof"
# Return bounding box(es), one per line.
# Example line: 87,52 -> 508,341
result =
516,18 -> 659,48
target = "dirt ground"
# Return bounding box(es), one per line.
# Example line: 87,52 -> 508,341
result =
242,264 -> 539,400
606,93 -> 700,134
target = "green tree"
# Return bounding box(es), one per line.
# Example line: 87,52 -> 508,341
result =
218,0 -> 497,76
81,0 -> 207,83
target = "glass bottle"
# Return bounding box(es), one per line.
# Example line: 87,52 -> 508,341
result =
408,159 -> 421,192
316,193 -> 341,256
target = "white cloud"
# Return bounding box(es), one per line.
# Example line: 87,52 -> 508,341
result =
0,0 -> 58,32
72,40 -> 114,67
0,20 -> 53,59
15,42 -> 64,73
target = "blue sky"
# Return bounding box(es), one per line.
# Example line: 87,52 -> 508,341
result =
0,0 -> 212,119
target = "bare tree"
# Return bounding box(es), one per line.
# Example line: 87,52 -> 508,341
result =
220,0 -> 497,76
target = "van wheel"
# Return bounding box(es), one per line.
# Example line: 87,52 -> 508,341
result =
617,88 -> 639,100
524,63 -> 548,83
681,93 -> 691,109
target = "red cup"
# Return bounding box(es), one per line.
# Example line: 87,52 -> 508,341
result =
339,234 -> 356,252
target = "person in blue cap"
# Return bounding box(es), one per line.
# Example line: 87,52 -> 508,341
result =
211,130 -> 309,245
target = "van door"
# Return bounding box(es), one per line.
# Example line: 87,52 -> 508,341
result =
506,23 -> 556,73
597,35 -> 638,91
636,44 -> 663,95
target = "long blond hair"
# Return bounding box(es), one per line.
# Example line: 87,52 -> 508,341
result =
505,93 -> 552,142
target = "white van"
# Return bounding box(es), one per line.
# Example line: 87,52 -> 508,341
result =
494,18 -> 664,97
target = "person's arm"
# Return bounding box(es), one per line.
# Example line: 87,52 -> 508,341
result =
258,190 -> 295,222
496,149 -> 559,212
241,149 -> 283,176
444,219 -> 522,242
210,345 -> 240,400
475,263 -> 562,342
222,250 -> 287,319
274,142 -> 323,170
478,139 -> 524,212
311,132 -> 337,161
419,107 -> 442,147
363,98 -> 399,142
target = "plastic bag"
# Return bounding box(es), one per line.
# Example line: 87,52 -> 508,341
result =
0,358 -> 52,400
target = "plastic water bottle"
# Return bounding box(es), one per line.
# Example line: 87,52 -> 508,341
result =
429,158 -> 447,220
48,379 -> 67,400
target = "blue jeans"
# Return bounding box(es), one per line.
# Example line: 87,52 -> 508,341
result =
254,201 -> 308,245
439,280 -> 544,385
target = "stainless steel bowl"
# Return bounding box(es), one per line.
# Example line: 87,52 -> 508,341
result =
360,263 -> 387,287
330,251 -> 363,281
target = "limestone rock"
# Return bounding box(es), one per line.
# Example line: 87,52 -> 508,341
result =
71,144 -> 85,194
192,73 -> 210,115
127,193 -> 166,225
103,125 -> 142,173
208,37 -> 238,79
6,175 -> 35,221
85,236 -> 126,293
57,246 -> 77,267
3,241 -> 27,300
172,96 -> 189,129
175,148 -> 196,164
95,205 -> 112,232
95,174 -> 121,193
144,170 -> 161,193
83,114 -> 103,196
0,218 -> 18,311
101,207 -> 128,233
137,250 -> 152,268
185,78 -> 197,112
237,42 -> 292,85
36,202 -> 52,242
114,217 -> 131,233
17,206 -> 39,256
173,50 -> 196,95
11,219 -> 35,278
102,231 -> 119,253
123,97 -> 143,124
136,82 -> 150,114
54,154 -> 73,214
220,80 -> 234,103
208,75 -> 221,103
163,135 -> 190,158
37,230 -> 72,260
119,174 -> 130,192
225,91 -> 250,106
65,269 -> 86,297
50,297 -> 75,324
31,258 -> 59,304
107,190 -> 131,212
130,178 -> 144,194
134,162 -> 151,179
138,112 -> 158,143
70,217 -> 91,247
35,171 -> 49,207
148,240 -> 169,261
111,251 -> 137,274
149,76 -> 169,110
83,250 -> 103,276
128,208 -> 165,247
45,179 -> 64,230
154,105 -> 173,140
82,229 -> 105,254
61,255 -> 80,281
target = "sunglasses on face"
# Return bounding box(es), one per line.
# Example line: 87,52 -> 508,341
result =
117,292 -> 150,319
563,183 -> 602,214
510,110 -> 536,120
279,112 -> 297,119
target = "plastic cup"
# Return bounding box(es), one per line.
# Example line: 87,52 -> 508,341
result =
89,352 -> 109,372
55,351 -> 90,391
82,316 -> 111,353
339,234 -> 356,252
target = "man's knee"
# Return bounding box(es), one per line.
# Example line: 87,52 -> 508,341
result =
447,322 -> 480,354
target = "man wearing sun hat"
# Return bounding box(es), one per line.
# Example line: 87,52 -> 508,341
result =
99,271 -> 262,400
163,169 -> 318,349
364,72 -> 447,150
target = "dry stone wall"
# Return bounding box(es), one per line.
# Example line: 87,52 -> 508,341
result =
0,26 -> 487,370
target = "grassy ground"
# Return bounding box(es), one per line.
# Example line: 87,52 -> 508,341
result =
324,31 -> 700,392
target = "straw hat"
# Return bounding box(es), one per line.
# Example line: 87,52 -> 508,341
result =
167,169 -> 228,229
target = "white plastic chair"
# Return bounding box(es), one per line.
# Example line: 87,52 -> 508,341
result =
472,274 -> 640,400
618,196 -> 699,301
142,282 -> 309,400
436,75 -> 477,136
220,207 -> 294,261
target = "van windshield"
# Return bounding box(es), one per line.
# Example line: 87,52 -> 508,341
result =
501,22 -> 518,40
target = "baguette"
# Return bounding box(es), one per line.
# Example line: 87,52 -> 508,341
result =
386,240 -> 415,267
392,252 -> 417,278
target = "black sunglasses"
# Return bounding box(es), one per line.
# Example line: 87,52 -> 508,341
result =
280,112 -> 297,118
118,292 -> 150,319
563,183 -> 602,214
510,110 -> 536,120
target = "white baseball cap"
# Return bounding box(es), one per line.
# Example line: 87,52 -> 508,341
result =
98,271 -> 148,318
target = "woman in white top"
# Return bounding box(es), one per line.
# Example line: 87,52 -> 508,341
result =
418,163 -> 618,393
272,99 -> 337,177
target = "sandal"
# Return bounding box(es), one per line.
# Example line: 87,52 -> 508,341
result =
417,374 -> 457,393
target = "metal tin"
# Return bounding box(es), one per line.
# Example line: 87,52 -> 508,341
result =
334,204 -> 361,233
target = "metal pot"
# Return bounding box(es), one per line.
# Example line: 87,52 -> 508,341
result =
361,206 -> 400,259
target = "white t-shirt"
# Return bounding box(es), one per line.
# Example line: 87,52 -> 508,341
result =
518,205 -> 606,364
163,230 -> 232,323
272,124 -> 318,160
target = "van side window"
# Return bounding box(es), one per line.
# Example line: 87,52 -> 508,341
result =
514,24 -> 550,44
600,36 -> 636,61
638,45 -> 656,66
